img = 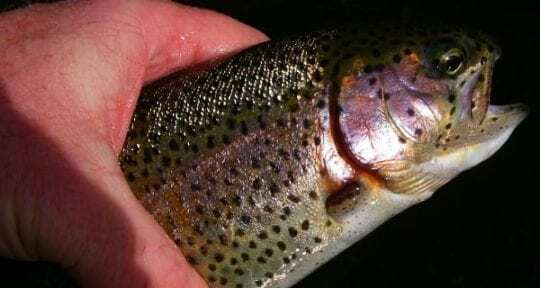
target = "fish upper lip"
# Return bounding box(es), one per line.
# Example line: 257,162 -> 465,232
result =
487,103 -> 529,116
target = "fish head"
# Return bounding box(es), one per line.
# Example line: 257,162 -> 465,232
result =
334,26 -> 528,195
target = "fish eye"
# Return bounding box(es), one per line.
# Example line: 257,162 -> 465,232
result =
437,48 -> 464,75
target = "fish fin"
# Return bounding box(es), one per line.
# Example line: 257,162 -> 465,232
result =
372,160 -> 451,195
325,181 -> 367,217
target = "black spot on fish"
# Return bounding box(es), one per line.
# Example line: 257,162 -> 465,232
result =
320,59 -> 330,68
140,169 -> 149,178
190,183 -> 201,191
143,148 -> 152,163
316,99 -> 326,109
199,245 -> 208,256
168,139 -> 179,151
234,268 -> 244,275
265,248 -> 274,257
363,65 -> 373,73
312,70 -> 323,82
283,207 -> 291,216
249,241 -> 257,249
161,156 -> 171,167
222,134 -> 231,145
206,136 -> 215,149
263,205 -> 274,213
289,102 -> 300,113
269,182 -> 280,196
220,277 -> 228,285
218,234 -> 228,246
186,255 -> 197,265
301,220 -> 310,230
276,118 -> 286,128
252,178 -> 262,190
241,214 -> 251,225
278,148 -> 290,160
226,118 -> 236,130
302,119 -> 312,129
190,144 -> 199,153
321,44 -> 331,52
240,121 -> 248,134
289,227 -> 298,238
374,64 -> 384,72
288,194 -> 301,203
258,231 -> 268,240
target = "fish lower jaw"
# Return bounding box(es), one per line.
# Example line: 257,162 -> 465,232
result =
430,117 -> 521,176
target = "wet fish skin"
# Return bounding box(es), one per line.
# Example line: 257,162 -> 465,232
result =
119,24 -> 527,288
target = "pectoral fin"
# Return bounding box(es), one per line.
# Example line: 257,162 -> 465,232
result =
372,160 -> 451,195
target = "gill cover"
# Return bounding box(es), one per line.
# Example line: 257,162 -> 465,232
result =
337,68 -> 442,194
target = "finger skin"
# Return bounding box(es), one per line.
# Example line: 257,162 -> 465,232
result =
0,1 -> 267,287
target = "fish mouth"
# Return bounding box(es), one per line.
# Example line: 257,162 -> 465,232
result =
444,102 -> 528,172
483,103 -> 529,129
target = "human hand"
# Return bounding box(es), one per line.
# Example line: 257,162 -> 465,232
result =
0,1 -> 267,287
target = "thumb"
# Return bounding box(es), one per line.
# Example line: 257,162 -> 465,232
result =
0,1 -> 267,287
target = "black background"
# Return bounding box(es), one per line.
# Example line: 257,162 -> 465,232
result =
0,1 -> 538,287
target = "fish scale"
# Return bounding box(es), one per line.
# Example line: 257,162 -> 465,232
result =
120,25 -> 527,287
120,32 -> 338,288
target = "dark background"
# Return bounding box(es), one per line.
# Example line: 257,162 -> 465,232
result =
1,1 -> 538,287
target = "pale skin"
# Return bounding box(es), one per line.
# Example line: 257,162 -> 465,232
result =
0,0 -> 267,287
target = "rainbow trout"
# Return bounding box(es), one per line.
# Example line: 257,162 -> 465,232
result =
119,24 -> 527,288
